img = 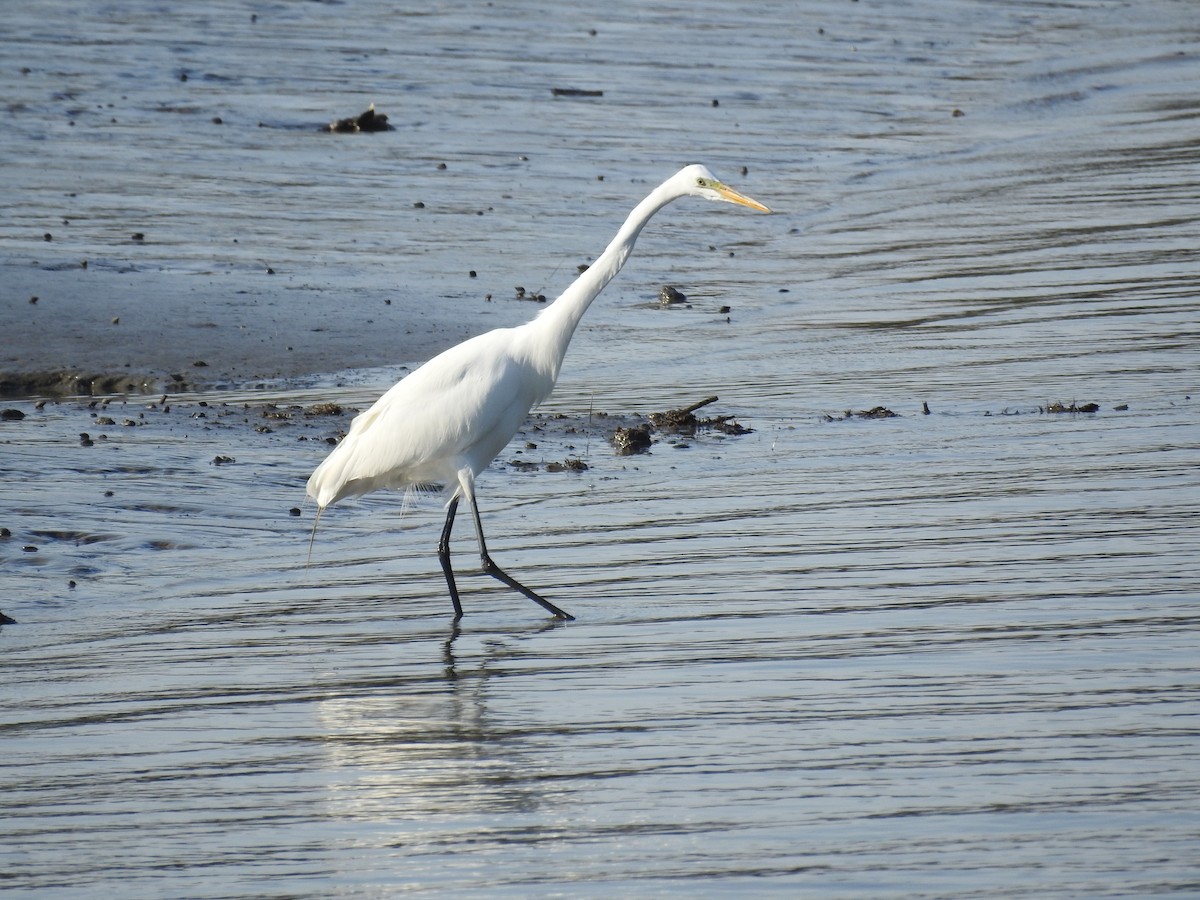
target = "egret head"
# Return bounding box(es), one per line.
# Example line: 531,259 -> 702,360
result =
677,164 -> 771,212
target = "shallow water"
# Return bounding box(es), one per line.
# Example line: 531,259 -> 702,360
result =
3,1 -> 1200,896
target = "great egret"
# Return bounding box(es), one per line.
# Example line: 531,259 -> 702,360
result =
307,164 -> 770,620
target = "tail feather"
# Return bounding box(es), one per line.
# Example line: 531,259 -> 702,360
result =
306,436 -> 360,508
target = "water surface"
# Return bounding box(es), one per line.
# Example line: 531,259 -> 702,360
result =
2,1 -> 1199,896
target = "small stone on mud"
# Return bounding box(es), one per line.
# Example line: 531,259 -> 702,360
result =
658,285 -> 688,306
1,409 -> 26,421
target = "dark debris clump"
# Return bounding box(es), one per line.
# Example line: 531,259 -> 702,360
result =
823,406 -> 898,422
326,104 -> 394,133
612,396 -> 752,455
612,423 -> 653,456
1043,401 -> 1100,414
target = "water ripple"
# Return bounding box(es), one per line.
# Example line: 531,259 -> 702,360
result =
3,0 -> 1200,897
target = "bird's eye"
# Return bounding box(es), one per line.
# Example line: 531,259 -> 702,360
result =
696,177 -> 709,188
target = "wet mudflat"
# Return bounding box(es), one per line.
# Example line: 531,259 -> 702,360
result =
3,1 -> 1200,897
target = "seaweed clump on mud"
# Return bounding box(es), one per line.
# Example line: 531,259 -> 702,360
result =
822,406 -> 898,422
325,103 -> 394,133
1042,401 -> 1100,414
648,395 -> 751,434
305,402 -> 345,417
612,423 -> 652,456
611,396 -> 752,456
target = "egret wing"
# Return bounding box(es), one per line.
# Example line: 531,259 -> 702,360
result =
306,330 -> 542,506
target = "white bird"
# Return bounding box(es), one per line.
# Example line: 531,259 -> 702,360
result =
307,164 -> 770,620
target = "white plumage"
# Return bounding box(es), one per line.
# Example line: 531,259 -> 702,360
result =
306,164 -> 770,620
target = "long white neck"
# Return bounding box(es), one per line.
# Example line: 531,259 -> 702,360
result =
521,178 -> 681,384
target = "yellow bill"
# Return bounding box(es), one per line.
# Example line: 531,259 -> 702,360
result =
716,182 -> 771,212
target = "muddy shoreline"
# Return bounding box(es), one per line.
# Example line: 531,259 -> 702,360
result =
1,260 -> 488,396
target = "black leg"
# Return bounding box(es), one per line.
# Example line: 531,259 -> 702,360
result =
437,496 -> 464,619
468,493 -> 574,621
